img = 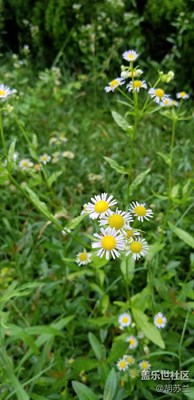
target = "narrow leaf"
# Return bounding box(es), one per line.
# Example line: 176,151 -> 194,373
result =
103,368 -> 118,400
88,332 -> 104,360
132,308 -> 165,349
111,111 -> 132,132
72,381 -> 98,400
104,157 -> 128,175
169,223 -> 194,249
129,169 -> 150,195
7,138 -> 17,172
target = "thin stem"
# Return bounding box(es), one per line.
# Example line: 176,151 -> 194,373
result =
0,111 -> 7,158
178,311 -> 189,369
168,117 -> 177,198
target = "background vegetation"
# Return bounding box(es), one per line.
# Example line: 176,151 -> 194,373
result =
0,0 -> 194,399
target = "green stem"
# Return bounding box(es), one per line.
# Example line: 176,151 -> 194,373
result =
168,117 -> 177,198
0,111 -> 7,158
178,311 -> 189,369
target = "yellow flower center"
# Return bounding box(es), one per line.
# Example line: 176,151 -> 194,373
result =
101,235 -> 116,250
127,356 -> 135,364
127,54 -> 135,60
179,91 -> 186,97
119,360 -> 127,369
141,361 -> 149,369
130,241 -> 142,253
133,80 -> 142,88
129,338 -> 135,345
156,317 -> 163,325
126,229 -> 134,238
94,200 -> 109,213
79,252 -> 87,261
134,205 -> 146,217
122,316 -> 129,324
0,90 -> 5,96
155,88 -> 164,98
110,79 -> 119,88
22,161 -> 29,167
108,214 -> 124,229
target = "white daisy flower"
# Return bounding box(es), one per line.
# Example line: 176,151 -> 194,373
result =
99,208 -> 133,231
148,88 -> 169,104
161,97 -> 177,107
126,238 -> 149,261
116,358 -> 129,371
19,158 -> 33,170
127,80 -> 147,93
0,84 -> 16,99
129,202 -> 153,222
122,50 -> 139,62
139,360 -> 151,370
126,335 -> 138,349
121,69 -> 143,79
39,154 -> 51,164
92,227 -> 125,260
62,151 -> 75,159
118,312 -> 132,328
123,355 -> 135,365
176,91 -> 189,100
124,228 -> 140,239
154,312 -> 167,329
76,249 -> 91,266
105,77 -> 125,93
84,193 -> 117,219
49,137 -> 57,145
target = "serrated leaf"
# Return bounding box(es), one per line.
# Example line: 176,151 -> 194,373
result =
7,138 -> 17,172
168,223 -> 194,249
104,157 -> 128,175
103,368 -> 118,400
72,381 -> 98,400
88,332 -> 104,360
132,308 -> 165,349
111,111 -> 131,132
129,168 -> 150,195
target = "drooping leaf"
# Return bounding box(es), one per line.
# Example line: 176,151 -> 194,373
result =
129,168 -> 150,195
111,110 -> 132,132
104,157 -> 128,175
168,223 -> 194,249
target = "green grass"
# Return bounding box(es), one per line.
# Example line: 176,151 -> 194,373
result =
0,49 -> 194,400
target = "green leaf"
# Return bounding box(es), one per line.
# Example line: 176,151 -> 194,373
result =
72,381 -> 98,400
157,152 -> 171,165
72,357 -> 99,374
168,223 -> 194,249
88,332 -> 104,360
107,339 -> 128,363
66,214 -> 86,230
7,138 -> 17,172
132,308 -> 165,349
47,170 -> 62,187
103,368 -> 118,400
104,157 -> 128,175
129,169 -> 150,195
0,348 -> 30,400
111,111 -> 132,132
25,186 -> 61,227
183,387 -> 194,399
120,257 -> 135,282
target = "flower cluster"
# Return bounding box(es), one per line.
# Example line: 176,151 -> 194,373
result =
116,311 -> 167,377
104,49 -> 189,106
77,193 -> 153,263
